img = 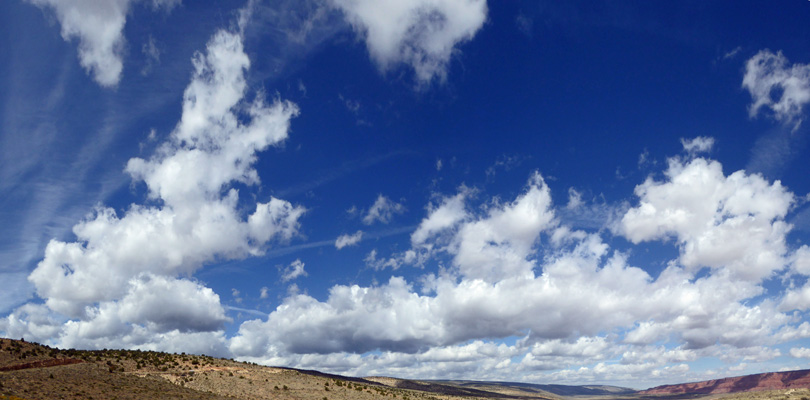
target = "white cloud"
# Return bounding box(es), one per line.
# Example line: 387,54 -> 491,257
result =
452,172 -> 556,282
363,194 -> 405,225
792,245 -> 810,275
521,336 -> 613,370
232,176 -> 631,356
566,188 -> 584,210
330,0 -> 488,85
30,30 -> 303,319
0,303 -> 64,344
776,250 -> 810,311
260,286 -> 270,299
4,27 -> 302,352
727,362 -> 747,372
28,0 -> 130,86
680,136 -> 715,154
743,50 -> 810,130
58,275 -> 228,347
364,249 -> 408,271
27,0 -> 180,87
411,190 -> 468,246
620,156 -> 794,281
226,149 -> 807,384
620,346 -> 697,366
117,275 -> 227,333
335,230 -> 364,249
281,259 -> 308,282
542,362 -> 691,387
790,347 -> 810,358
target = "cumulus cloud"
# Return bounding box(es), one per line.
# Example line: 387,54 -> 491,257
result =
3,25 -> 807,382
330,0 -> 488,84
0,303 -> 64,344
520,337 -> 613,371
620,155 -> 794,281
743,50 -> 810,130
411,190 -> 468,246
363,194 -> 405,225
777,248 -> 810,312
30,30 -> 303,319
53,274 -> 229,350
790,347 -> 810,358
27,0 -> 130,86
226,152 -> 807,384
335,230 -> 364,249
792,245 -> 810,275
229,175 -> 614,354
281,259 -> 308,282
27,0 -> 180,87
451,172 -> 555,282
3,27 -> 302,352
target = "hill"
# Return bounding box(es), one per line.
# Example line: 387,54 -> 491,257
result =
0,338 -> 558,400
641,369 -> 810,396
4,338 -> 810,400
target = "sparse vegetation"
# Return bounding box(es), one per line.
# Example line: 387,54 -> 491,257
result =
3,337 -> 810,400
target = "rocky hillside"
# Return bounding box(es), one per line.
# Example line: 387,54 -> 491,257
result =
5,337 -> 810,400
642,369 -> 810,395
0,338 -> 558,400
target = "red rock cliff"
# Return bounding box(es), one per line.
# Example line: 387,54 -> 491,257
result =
642,369 -> 810,395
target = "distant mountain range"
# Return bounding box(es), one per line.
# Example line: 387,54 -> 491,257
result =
430,380 -> 635,397
642,369 -> 810,395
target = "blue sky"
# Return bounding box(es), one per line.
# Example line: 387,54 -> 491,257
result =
2,0 -> 810,389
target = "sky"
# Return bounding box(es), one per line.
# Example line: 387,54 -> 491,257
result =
2,0 -> 810,390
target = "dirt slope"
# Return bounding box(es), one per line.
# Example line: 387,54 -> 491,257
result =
0,338 -> 556,400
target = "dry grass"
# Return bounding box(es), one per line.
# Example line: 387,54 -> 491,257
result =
1,338 -> 539,400
711,388 -> 810,400
3,338 -> 810,400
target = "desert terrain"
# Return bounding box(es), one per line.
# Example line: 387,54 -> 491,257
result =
2,338 -> 810,400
